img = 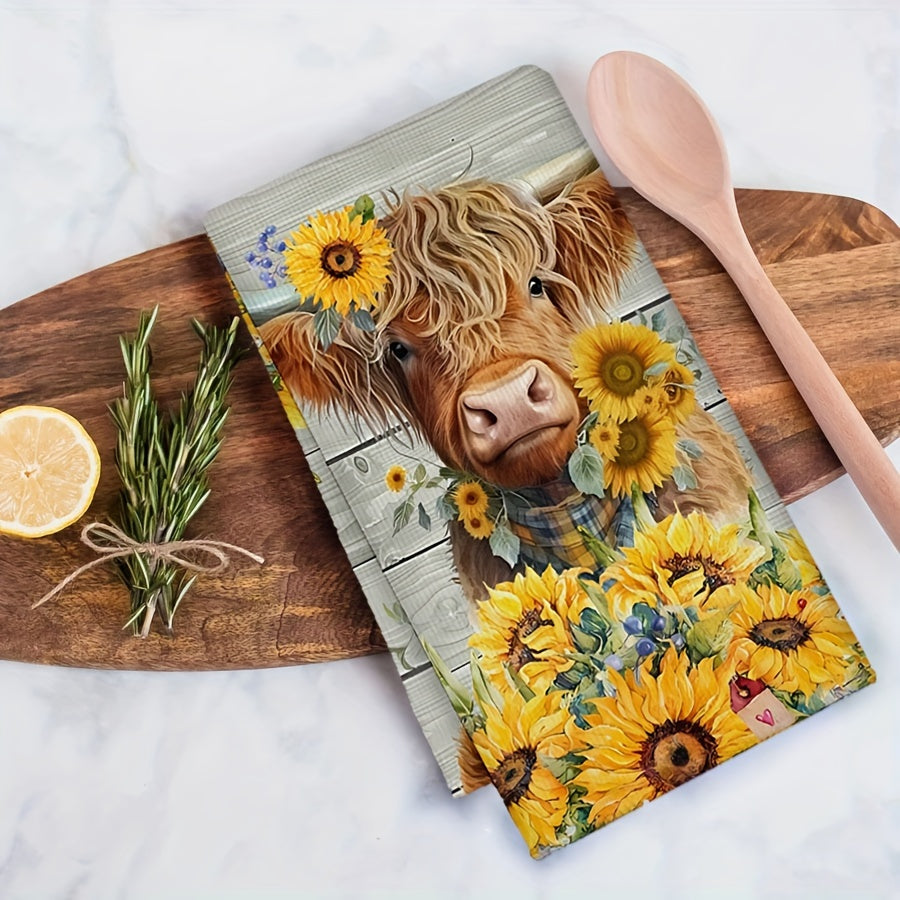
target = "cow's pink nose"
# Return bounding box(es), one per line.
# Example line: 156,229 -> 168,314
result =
460,363 -> 569,463
461,366 -> 554,434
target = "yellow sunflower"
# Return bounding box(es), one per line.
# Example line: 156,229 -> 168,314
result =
462,514 -> 494,540
385,465 -> 406,493
647,362 -> 697,424
589,419 -> 620,458
603,410 -> 678,499
472,689 -> 572,856
571,321 -> 677,422
729,583 -> 860,696
572,648 -> 756,826
470,566 -> 591,694
631,385 -> 667,416
604,511 -> 768,617
283,206 -> 393,315
454,480 -> 489,519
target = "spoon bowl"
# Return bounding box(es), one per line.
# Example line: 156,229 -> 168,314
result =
588,51 -> 900,549
590,52 -> 730,216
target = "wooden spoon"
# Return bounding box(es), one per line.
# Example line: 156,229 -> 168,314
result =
587,51 -> 900,551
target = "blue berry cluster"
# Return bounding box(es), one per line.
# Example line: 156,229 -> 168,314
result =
245,225 -> 288,289
621,603 -> 686,660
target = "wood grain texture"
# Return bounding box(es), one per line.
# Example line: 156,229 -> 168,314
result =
590,52 -> 900,546
0,238 -> 383,669
620,189 -> 900,502
0,188 -> 896,670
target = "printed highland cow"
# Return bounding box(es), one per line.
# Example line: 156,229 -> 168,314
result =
205,66 -> 874,858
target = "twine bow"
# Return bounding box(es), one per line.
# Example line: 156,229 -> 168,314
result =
33,521 -> 265,609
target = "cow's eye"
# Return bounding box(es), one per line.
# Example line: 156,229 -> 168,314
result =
528,276 -> 544,297
389,340 -> 410,361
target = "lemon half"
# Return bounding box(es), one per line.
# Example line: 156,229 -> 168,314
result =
0,405 -> 101,538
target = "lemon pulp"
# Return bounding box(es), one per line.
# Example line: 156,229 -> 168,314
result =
0,405 -> 101,538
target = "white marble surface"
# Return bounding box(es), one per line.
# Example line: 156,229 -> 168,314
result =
1,1 -> 898,896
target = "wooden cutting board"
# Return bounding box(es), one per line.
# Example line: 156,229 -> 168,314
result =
0,188 -> 897,670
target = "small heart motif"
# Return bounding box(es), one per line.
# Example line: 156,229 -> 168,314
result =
755,708 -> 775,727
797,598 -> 807,610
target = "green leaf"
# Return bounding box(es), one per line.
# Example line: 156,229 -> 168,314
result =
672,464 -> 699,491
381,601 -> 409,624
770,686 -> 825,717
685,608 -> 733,663
748,488 -> 772,547
643,360 -> 670,379
631,602 -> 657,628
650,309 -> 667,333
568,444 -> 606,497
392,497 -> 414,533
664,324 -> 685,345
489,522 -> 521,567
417,502 -> 432,531
505,663 -> 536,701
748,489 -> 801,591
570,623 -> 601,655
413,463 -> 426,484
578,606 -> 611,642
542,753 -> 585,785
630,484 -> 657,533
552,664 -> 589,692
434,492 -> 457,522
349,193 -> 376,224
313,306 -> 342,350
420,638 -> 474,719
348,306 -> 376,332
575,525 -> 621,568
577,577 -> 616,625
773,549 -> 803,591
677,438 -> 703,460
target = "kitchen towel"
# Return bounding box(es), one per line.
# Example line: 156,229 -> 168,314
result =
205,66 -> 874,857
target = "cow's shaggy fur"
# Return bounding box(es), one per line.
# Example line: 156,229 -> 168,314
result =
261,171 -> 752,604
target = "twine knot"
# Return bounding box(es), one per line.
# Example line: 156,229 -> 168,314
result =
33,522 -> 265,609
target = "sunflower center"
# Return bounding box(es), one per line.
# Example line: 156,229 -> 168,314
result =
614,419 -> 650,465
665,553 -> 734,594
641,719 -> 718,791
491,746 -> 537,806
750,616 -> 810,651
508,607 -> 552,671
320,241 -> 361,278
601,352 -> 645,396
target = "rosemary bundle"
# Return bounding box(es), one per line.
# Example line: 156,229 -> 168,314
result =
109,307 -> 243,636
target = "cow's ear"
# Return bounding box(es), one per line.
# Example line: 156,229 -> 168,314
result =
545,170 -> 637,324
258,311 -> 406,427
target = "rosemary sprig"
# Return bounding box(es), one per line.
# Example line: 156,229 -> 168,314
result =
109,306 -> 243,637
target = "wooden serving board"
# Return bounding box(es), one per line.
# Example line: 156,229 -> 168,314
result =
0,189 -> 897,670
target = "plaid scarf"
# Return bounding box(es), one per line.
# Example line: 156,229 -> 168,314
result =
505,476 -> 636,574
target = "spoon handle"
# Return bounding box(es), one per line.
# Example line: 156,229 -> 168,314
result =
710,209 -> 900,550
